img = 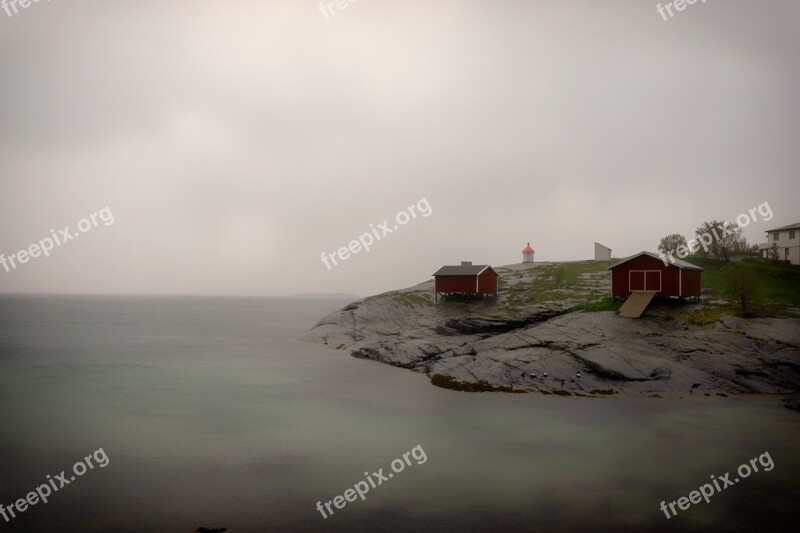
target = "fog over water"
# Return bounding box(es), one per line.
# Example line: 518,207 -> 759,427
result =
1,296 -> 798,531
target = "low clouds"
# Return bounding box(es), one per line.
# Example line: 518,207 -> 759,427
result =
1,0 -> 798,296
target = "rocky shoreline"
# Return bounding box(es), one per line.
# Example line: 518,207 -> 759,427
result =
302,262 -> 800,401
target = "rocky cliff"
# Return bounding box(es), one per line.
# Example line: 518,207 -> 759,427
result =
303,262 -> 800,399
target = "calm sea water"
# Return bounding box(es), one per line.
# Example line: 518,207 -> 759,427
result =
0,295 -> 798,532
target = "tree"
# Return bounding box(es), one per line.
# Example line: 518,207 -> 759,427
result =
695,220 -> 743,261
732,237 -> 755,256
722,264 -> 759,314
768,243 -> 780,264
728,237 -> 760,258
694,221 -> 719,258
658,234 -> 687,255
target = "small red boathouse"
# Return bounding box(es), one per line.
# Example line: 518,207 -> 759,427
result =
432,262 -> 498,301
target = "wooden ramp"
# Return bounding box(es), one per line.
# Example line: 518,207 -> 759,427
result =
618,291 -> 657,318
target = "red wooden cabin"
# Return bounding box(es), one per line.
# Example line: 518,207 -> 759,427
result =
432,263 -> 498,301
608,251 -> 703,300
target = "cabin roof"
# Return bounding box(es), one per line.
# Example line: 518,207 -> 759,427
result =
433,265 -> 494,276
608,251 -> 704,271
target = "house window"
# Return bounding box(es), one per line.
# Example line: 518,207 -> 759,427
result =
791,230 -> 797,239
786,248 -> 790,260
773,232 -> 780,241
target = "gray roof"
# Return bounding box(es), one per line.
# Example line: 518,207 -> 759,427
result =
765,221 -> 800,232
608,251 -> 704,271
432,265 -> 494,276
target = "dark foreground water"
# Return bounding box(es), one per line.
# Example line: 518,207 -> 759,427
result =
0,295 -> 798,532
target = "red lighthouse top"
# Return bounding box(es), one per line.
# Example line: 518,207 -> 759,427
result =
522,243 -> 534,253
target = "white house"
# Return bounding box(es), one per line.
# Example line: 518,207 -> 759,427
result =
759,222 -> 800,264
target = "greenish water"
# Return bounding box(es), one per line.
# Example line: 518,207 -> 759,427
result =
0,295 -> 797,532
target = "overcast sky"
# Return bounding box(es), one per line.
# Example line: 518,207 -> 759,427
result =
1,0 -> 798,297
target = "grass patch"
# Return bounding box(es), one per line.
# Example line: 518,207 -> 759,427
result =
680,305 -> 734,327
502,261 -> 614,310
539,260 -> 616,285
430,374 -> 522,393
389,291 -> 433,307
573,297 -> 622,313
688,256 -> 800,309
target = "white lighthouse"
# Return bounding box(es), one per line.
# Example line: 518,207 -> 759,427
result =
522,243 -> 535,263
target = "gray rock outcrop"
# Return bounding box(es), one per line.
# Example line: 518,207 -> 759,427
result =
303,262 -> 800,399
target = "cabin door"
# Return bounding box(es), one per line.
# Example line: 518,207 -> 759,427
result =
629,271 -> 645,291
644,270 -> 661,291
629,270 -> 661,292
